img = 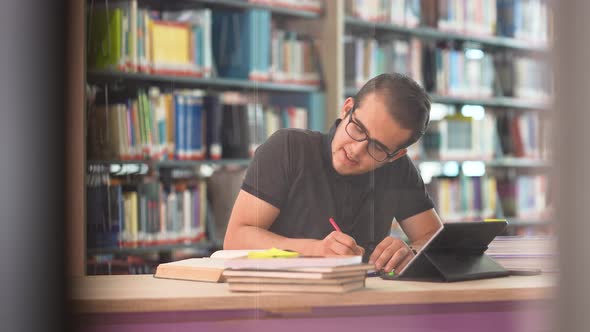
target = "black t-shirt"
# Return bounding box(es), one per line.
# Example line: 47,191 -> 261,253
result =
241,119 -> 434,258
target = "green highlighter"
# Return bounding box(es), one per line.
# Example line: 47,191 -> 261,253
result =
380,269 -> 397,280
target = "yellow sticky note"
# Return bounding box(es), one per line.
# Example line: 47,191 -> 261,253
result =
484,218 -> 508,222
247,248 -> 300,259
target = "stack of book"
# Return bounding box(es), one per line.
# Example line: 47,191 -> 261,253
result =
486,236 -> 556,272
223,255 -> 372,293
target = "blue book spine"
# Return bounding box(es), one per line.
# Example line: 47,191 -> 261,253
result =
185,94 -> 194,160
263,10 -> 271,77
174,94 -> 185,159
281,108 -> 290,128
249,10 -> 258,79
308,92 -> 325,132
193,96 -> 204,159
513,0 -> 521,38
126,99 -> 135,155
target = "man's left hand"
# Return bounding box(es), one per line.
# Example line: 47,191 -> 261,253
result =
368,236 -> 414,273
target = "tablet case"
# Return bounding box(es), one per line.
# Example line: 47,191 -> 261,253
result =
395,222 -> 510,282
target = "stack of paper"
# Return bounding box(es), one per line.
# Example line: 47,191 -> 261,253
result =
486,236 -> 557,272
223,255 -> 373,293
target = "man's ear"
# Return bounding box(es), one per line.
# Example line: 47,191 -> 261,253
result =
388,148 -> 408,162
339,97 -> 355,120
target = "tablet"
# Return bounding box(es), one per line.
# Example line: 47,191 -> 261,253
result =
394,221 -> 509,282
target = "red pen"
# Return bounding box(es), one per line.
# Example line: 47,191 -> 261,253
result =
329,217 -> 342,232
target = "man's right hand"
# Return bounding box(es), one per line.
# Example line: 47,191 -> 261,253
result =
312,231 -> 365,257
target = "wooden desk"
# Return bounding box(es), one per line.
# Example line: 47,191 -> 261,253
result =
72,274 -> 556,332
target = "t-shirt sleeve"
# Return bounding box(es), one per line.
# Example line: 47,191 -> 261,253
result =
241,129 -> 291,209
393,157 -> 435,221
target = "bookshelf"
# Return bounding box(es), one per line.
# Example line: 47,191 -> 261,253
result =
340,1 -> 553,232
73,0 -> 340,276
68,0 -> 554,276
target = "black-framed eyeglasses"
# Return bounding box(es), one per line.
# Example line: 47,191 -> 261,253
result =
345,105 -> 402,162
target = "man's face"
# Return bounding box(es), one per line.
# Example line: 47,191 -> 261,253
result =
331,93 -> 413,176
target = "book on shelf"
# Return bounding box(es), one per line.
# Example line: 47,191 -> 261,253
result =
87,5 -> 322,85
345,36 -> 422,89
270,29 -> 321,86
346,0 -> 421,27
425,173 -> 551,225
494,52 -> 552,100
421,0 -> 497,36
496,0 -> 551,44
417,106 -> 550,161
88,255 -> 160,275
86,166 -> 208,250
87,88 -> 316,161
424,42 -> 495,98
497,174 -> 549,220
422,112 -> 497,161
87,2 -> 213,76
346,40 -> 550,102
427,175 -> 499,222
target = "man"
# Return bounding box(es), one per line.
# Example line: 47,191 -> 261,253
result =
224,73 -> 442,273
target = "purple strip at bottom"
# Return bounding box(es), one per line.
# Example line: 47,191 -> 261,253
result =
75,300 -> 553,332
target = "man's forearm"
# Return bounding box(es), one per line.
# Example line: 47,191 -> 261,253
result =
224,225 -> 319,255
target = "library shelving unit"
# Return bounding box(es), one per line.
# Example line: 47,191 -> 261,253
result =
67,1 -> 553,276
66,0 -> 343,275
338,3 -> 553,234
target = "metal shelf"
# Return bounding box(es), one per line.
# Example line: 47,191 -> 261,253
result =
88,159 -> 250,167
87,241 -> 212,256
345,87 -> 550,110
429,94 -> 550,110
88,159 -> 251,174
143,0 -> 322,18
156,159 -> 251,168
187,0 -> 322,18
88,70 -> 321,93
345,16 -> 548,52
485,158 -> 551,168
416,158 -> 551,168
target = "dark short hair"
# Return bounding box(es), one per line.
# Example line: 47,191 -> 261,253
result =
354,73 -> 431,148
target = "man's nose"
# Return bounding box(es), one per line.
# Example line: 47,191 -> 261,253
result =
348,140 -> 368,158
